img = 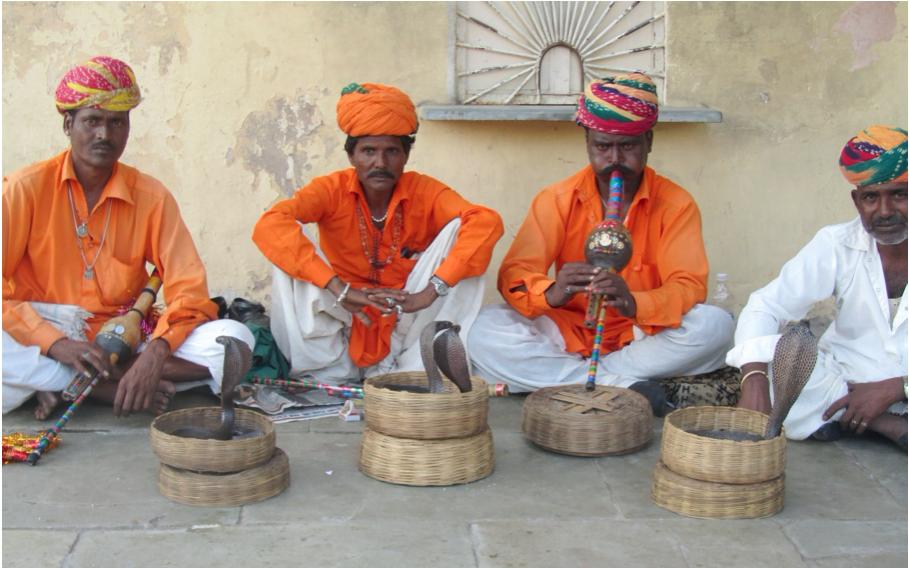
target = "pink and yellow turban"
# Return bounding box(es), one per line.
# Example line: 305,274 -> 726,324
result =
55,56 -> 141,114
839,126 -> 907,187
336,82 -> 417,137
575,72 -> 659,136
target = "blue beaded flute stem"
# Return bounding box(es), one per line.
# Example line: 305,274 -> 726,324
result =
27,378 -> 98,465
585,170 -> 624,392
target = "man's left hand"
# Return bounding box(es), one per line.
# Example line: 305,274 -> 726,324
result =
823,377 -> 905,434
590,271 -> 636,318
113,339 -> 170,417
398,285 -> 438,314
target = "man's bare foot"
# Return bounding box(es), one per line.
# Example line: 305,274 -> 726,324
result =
155,380 -> 176,415
89,380 -> 176,415
34,391 -> 62,420
868,414 -> 908,451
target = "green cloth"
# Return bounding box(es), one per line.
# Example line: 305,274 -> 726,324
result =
241,322 -> 290,383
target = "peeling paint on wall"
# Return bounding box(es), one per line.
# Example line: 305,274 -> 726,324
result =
232,93 -> 325,196
835,1 -> 898,71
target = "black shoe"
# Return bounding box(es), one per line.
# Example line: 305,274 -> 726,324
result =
810,421 -> 843,442
628,380 -> 669,418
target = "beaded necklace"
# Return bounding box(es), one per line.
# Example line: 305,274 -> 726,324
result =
355,204 -> 403,285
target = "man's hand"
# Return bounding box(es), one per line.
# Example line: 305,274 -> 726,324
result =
113,339 -> 170,417
736,363 -> 771,415
47,338 -> 113,379
545,262 -> 601,308
398,285 -> 438,314
590,271 -> 636,318
823,377 -> 905,434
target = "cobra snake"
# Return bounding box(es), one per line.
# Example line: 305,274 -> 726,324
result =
172,335 -> 253,440
379,321 -> 472,393
694,321 -> 817,442
764,320 -> 818,439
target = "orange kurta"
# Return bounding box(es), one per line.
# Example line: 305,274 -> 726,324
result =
3,150 -> 217,354
252,168 -> 503,366
499,165 -> 708,357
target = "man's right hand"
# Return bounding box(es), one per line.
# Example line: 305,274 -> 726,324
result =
545,262 -> 602,308
736,363 -> 771,415
47,338 -> 113,379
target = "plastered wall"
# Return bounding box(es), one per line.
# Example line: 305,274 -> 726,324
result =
3,2 -> 907,312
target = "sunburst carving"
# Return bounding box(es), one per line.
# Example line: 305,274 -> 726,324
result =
455,1 -> 665,105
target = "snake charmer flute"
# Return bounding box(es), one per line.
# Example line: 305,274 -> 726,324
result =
27,271 -> 163,465
583,170 -> 633,391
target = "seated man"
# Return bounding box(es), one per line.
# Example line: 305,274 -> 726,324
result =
2,56 -> 254,419
469,73 -> 733,414
252,83 -> 503,384
730,125 -> 907,448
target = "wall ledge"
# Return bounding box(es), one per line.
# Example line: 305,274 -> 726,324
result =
419,104 -> 722,123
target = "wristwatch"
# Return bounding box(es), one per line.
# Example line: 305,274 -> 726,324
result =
903,376 -> 908,401
429,275 -> 450,297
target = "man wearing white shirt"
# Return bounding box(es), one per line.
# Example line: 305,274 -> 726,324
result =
728,125 -> 907,449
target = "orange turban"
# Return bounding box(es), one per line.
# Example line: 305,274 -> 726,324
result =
336,83 -> 417,137
55,56 -> 141,114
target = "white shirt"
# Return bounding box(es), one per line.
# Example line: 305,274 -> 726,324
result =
727,217 -> 907,384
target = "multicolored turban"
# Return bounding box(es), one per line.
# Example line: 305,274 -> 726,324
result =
336,82 -> 418,137
55,56 -> 141,114
839,125 -> 908,187
575,72 -> 659,136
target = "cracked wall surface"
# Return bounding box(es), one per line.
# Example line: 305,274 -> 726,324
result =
2,2 -> 907,309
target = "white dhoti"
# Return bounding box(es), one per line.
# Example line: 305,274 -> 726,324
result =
763,350 -> 907,440
2,302 -> 255,414
270,219 -> 485,384
468,303 -> 735,392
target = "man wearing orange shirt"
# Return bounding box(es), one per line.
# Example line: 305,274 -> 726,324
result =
2,56 -> 253,419
469,73 -> 733,415
253,83 -> 503,384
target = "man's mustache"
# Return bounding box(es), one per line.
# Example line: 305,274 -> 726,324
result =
368,169 -> 394,179
598,165 -> 634,178
872,214 -> 907,228
92,143 -> 114,151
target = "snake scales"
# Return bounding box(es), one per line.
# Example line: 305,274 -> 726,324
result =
379,320 -> 473,394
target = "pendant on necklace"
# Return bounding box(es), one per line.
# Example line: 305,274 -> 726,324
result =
76,223 -> 89,238
84,267 -> 93,279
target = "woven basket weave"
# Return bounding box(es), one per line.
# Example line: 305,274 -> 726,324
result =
364,372 -> 489,440
150,407 -> 275,473
661,406 -> 785,484
158,448 -> 290,507
522,385 -> 652,456
359,427 -> 494,486
651,460 -> 784,519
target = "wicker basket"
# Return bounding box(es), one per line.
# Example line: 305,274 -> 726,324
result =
150,407 -> 276,473
661,406 -> 785,484
359,427 -> 494,486
158,448 -> 290,507
363,372 -> 489,440
522,385 -> 652,456
651,460 -> 784,519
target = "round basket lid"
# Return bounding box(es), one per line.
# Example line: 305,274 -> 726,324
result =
522,385 -> 652,456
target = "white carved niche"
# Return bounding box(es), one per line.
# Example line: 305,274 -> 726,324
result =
455,1 -> 666,105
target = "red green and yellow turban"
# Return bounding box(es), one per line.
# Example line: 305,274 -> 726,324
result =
575,72 -> 659,136
55,56 -> 141,114
839,125 -> 908,187
336,82 -> 417,137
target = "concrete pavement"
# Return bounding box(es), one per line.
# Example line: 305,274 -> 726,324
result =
2,390 -> 906,567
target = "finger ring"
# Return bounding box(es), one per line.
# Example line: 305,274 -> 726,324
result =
851,419 -> 859,426
385,298 -> 395,306
860,421 -> 868,428
564,287 -> 571,294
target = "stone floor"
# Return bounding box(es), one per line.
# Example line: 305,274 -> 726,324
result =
2,390 -> 906,568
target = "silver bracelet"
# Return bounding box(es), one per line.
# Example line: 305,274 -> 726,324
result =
333,282 -> 351,308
